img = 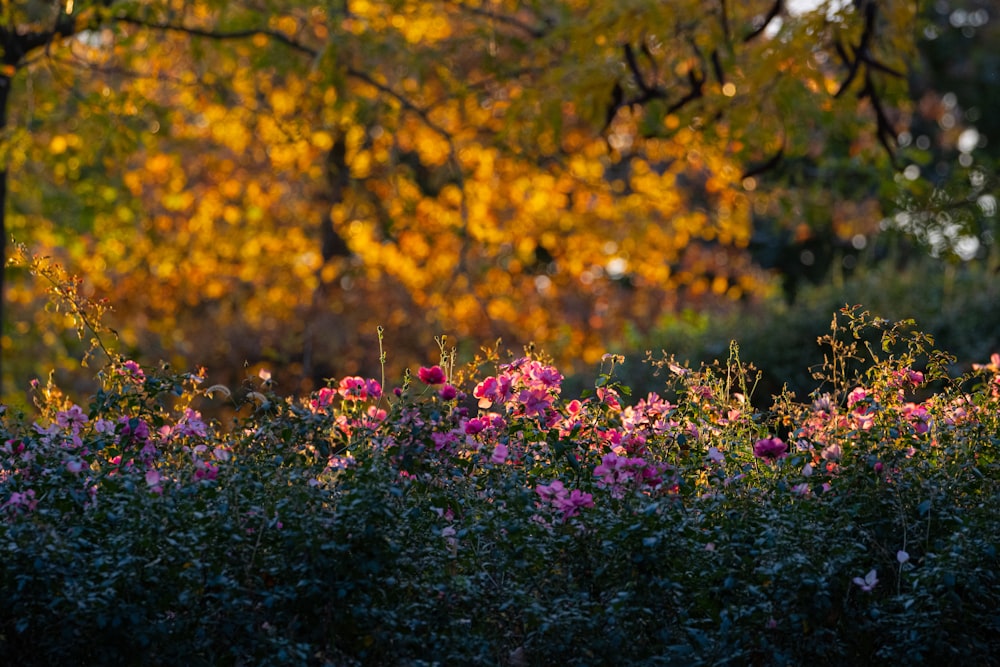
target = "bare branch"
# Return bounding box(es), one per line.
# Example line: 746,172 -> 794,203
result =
449,1 -> 548,39
741,144 -> 785,179
624,43 -> 650,94
113,16 -> 319,57
744,0 -> 783,43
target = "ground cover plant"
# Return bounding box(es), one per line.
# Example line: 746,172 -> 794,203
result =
1,272 -> 999,665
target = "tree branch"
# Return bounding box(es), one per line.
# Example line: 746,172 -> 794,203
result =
744,0 -> 783,43
113,16 -> 318,56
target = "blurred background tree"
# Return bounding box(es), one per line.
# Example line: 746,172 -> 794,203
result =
1,0 -> 996,409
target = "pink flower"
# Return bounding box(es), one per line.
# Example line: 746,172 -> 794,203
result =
4,489 -> 38,512
120,360 -> 145,380
536,480 -> 593,517
518,388 -> 551,418
902,403 -> 931,434
753,437 -> 788,462
56,405 -> 89,430
439,384 -> 458,400
527,361 -> 563,389
312,387 -> 337,410
597,387 -> 621,410
490,443 -> 508,464
418,365 -> 447,385
473,375 -> 514,407
176,408 -> 208,438
431,430 -> 460,452
338,376 -> 377,400
847,386 -> 869,408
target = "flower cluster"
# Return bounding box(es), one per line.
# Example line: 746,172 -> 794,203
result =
535,480 -> 594,518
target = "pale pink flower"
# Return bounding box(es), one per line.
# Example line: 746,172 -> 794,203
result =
56,405 -> 88,431
822,443 -> 842,461
535,480 -> 567,502
94,418 -> 116,434
490,443 -> 508,464
853,569 -> 878,592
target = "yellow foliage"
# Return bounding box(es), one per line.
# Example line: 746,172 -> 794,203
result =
0,0 -> 919,397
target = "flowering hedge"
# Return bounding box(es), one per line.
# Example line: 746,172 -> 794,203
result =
1,307 -> 999,665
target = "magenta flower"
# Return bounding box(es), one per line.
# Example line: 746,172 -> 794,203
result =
465,418 -> 487,436
418,365 -> 447,385
753,436 -> 788,462
119,417 -> 150,443
552,489 -> 594,518
338,376 -> 374,400
439,384 -> 458,400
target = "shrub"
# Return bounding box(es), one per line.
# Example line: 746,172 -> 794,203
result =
1,276 -> 999,665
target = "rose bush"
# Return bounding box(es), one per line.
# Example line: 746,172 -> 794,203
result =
1,303 -> 999,665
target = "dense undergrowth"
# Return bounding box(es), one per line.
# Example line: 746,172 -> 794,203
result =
626,250 -> 1000,403
1,255 -> 999,665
